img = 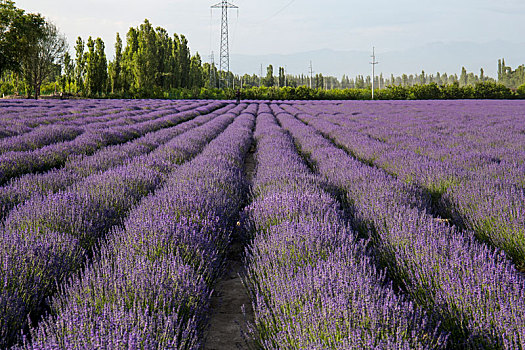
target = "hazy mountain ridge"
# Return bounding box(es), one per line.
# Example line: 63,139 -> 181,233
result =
231,41 -> 525,78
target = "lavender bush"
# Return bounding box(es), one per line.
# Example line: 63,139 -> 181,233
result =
0,99 -> 523,349
23,105 -> 256,349
0,103 -> 238,348
243,107 -> 446,349
274,104 -> 525,348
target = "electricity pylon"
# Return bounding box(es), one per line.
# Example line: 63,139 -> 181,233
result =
211,0 -> 238,88
309,61 -> 314,89
209,51 -> 217,88
370,47 -> 379,99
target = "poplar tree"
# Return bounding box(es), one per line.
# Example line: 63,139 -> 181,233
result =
110,32 -> 122,93
121,27 -> 138,92
264,65 -> 274,87
63,51 -> 74,93
278,67 -> 285,87
155,27 -> 172,90
189,53 -> 203,88
134,19 -> 157,92
177,34 -> 191,88
94,37 -> 108,95
74,37 -> 85,93
460,67 -> 468,87
84,36 -> 95,96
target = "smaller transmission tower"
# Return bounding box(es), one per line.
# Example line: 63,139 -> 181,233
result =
209,51 -> 217,88
260,64 -> 263,87
211,0 -> 238,88
370,47 -> 379,99
309,61 -> 314,89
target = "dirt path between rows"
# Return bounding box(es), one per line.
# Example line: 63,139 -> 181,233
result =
203,144 -> 256,350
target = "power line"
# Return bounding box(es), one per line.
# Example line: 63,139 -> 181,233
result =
211,0 -> 238,88
245,0 -> 296,28
266,0 -> 296,22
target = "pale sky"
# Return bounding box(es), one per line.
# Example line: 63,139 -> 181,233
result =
14,0 -> 525,75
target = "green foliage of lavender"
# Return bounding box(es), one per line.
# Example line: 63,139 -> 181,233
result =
0,99 -> 523,349
243,106 -> 447,349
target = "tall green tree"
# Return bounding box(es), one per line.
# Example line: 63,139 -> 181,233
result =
460,67 -> 468,87
83,36 -> 108,96
0,1 -> 45,76
21,21 -> 67,99
189,53 -> 203,88
278,67 -> 285,87
110,32 -> 122,93
264,64 -> 274,87
94,37 -> 108,95
121,27 -> 138,92
315,73 -> 324,89
177,34 -> 191,88
154,27 -> 172,90
63,51 -> 74,93
74,37 -> 85,93
133,19 -> 157,92
84,36 -> 95,96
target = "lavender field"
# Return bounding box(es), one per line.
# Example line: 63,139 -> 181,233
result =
0,99 -> 524,349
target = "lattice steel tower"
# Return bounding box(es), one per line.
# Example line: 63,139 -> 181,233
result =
209,51 -> 217,88
370,47 -> 379,100
211,0 -> 238,88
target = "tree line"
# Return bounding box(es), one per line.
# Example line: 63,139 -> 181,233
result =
151,82 -> 524,100
0,0 -> 66,99
71,19 -> 205,98
0,2 -> 210,98
498,59 -> 525,89
234,64 -> 502,90
1,1 -> 524,99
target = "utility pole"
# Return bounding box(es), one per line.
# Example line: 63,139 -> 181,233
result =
260,64 -> 263,87
370,47 -> 379,99
309,61 -> 314,89
211,0 -> 238,89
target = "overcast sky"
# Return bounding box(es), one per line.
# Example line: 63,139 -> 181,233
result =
15,0 -> 525,74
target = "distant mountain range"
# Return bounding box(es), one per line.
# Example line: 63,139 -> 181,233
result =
230,41 -> 525,79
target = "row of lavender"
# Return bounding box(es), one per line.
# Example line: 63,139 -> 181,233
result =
243,105 -> 447,348
0,100 -> 214,153
0,100 -> 203,138
19,104 -> 255,348
0,101 -> 240,347
0,100 -> 216,156
0,103 -> 235,221
287,101 -> 525,271
0,101 -> 223,185
0,106 -> 167,155
269,103 -> 524,348
1,99 -> 523,349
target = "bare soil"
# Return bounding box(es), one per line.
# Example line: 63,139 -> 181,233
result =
203,145 -> 257,350
203,245 -> 254,350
